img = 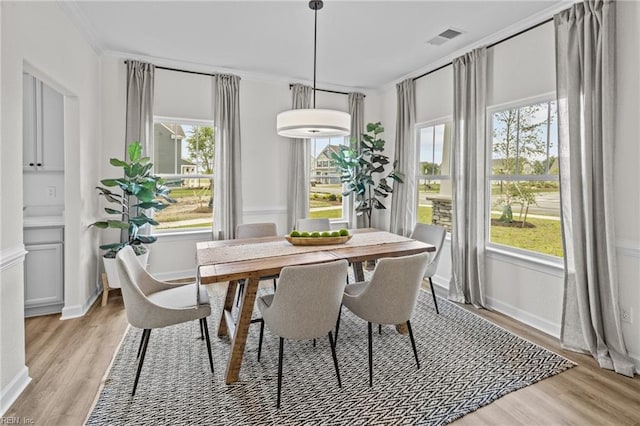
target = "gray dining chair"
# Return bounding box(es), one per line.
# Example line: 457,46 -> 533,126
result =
410,223 -> 446,314
256,259 -> 348,408
116,246 -> 214,396
295,218 -> 331,232
235,222 -> 279,305
337,252 -> 430,387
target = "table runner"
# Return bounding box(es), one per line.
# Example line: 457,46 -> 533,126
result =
197,231 -> 412,265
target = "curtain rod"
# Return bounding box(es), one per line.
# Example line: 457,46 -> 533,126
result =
288,84 -> 365,98
412,17 -> 554,82
124,61 -> 217,77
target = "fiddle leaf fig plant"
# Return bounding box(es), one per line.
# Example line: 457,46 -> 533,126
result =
91,142 -> 175,258
331,122 -> 404,228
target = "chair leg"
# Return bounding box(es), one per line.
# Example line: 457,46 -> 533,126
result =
277,337 -> 284,409
199,318 -> 205,340
378,324 -> 382,335
136,331 -> 146,360
258,319 -> 265,362
313,339 -> 316,347
327,331 -> 342,388
132,329 -> 151,396
334,304 -> 342,343
429,277 -> 439,314
201,318 -> 214,374
273,278 -> 277,292
406,320 -> 420,370
368,322 -> 373,387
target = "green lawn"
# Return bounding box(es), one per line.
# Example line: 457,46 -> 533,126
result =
309,209 -> 342,219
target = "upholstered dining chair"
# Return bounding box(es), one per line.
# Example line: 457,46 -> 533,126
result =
116,246 -> 214,396
410,223 -> 446,314
256,259 -> 348,408
337,252 -> 430,387
295,217 -> 331,232
234,222 -> 279,305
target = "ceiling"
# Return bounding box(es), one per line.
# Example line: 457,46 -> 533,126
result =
62,1 -> 569,90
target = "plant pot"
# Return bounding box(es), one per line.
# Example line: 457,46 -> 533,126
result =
102,250 -> 149,289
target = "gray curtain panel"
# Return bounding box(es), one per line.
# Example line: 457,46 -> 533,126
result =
555,0 -> 634,377
124,60 -> 154,242
286,84 -> 312,231
389,79 -> 416,236
448,47 -> 487,308
348,92 -> 365,229
125,60 -> 155,154
212,74 -> 243,240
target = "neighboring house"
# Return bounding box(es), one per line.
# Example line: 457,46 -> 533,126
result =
154,123 -> 196,186
312,144 -> 341,184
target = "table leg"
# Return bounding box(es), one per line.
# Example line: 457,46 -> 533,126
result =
353,261 -> 365,282
217,280 -> 238,337
225,277 -> 259,384
395,323 -> 409,335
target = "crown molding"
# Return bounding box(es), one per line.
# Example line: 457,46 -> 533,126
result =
57,0 -> 104,55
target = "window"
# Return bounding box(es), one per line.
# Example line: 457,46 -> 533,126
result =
416,121 -> 452,228
309,137 -> 348,221
488,99 -> 562,257
152,120 -> 214,232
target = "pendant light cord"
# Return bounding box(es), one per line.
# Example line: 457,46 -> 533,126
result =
313,5 -> 318,108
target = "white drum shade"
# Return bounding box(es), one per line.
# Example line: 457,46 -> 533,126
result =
277,109 -> 351,138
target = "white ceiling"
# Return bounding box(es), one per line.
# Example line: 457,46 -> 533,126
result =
62,1 -> 570,90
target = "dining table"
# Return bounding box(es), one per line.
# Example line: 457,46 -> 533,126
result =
196,227 -> 435,384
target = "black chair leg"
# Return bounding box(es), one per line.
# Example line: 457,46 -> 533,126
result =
367,322 -> 373,387
334,304 -> 342,343
277,337 -> 284,409
136,331 -> 146,360
313,339 -> 316,347
378,324 -> 382,335
273,278 -> 277,292
258,319 -> 265,362
429,277 -> 439,314
406,320 -> 420,369
201,318 -> 214,373
132,329 -> 151,396
327,331 -> 342,388
199,318 -> 204,340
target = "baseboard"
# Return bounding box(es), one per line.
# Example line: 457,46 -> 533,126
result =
60,287 -> 101,320
0,366 -> 31,416
629,351 -> 640,375
430,273 -> 561,338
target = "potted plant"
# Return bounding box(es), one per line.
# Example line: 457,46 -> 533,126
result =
332,121 -> 404,228
91,142 -> 175,288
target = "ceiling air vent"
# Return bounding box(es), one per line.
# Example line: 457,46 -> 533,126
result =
427,28 -> 464,46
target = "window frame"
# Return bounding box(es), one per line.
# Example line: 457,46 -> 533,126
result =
309,136 -> 350,225
415,117 -> 452,226
485,93 -> 563,263
152,116 -> 215,235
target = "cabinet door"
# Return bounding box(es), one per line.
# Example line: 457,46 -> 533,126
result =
24,242 -> 64,309
40,82 -> 65,172
22,74 -> 38,171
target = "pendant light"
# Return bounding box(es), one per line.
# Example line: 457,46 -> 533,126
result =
276,0 -> 351,138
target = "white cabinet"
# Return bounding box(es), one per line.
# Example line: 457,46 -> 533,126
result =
24,226 -> 64,317
23,73 -> 64,172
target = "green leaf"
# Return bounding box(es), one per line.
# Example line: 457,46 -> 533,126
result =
128,142 -> 142,162
136,235 -> 157,244
99,242 -> 125,251
109,158 -> 127,167
91,221 -> 109,229
100,179 -> 120,187
106,220 -> 130,230
104,208 -> 121,215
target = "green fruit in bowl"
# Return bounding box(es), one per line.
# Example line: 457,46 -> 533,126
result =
300,232 -> 310,237
339,228 -> 349,236
311,232 -> 321,238
290,230 -> 301,237
331,231 -> 340,237
321,231 -> 331,237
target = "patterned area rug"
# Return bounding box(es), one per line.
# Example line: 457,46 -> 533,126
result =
88,285 -> 574,425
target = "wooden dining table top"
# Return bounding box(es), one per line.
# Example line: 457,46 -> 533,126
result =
196,228 -> 435,284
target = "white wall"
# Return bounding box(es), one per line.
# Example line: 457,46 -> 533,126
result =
0,1 -> 102,414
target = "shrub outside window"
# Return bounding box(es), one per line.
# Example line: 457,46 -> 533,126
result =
488,99 -> 562,257
152,120 -> 214,232
309,136 -> 348,221
416,121 -> 452,229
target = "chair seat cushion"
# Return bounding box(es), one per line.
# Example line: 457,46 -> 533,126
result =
148,284 -> 210,310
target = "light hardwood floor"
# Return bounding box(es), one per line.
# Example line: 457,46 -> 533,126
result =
6,286 -> 640,425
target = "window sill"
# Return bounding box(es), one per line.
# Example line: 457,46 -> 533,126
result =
152,229 -> 213,241
486,244 -> 564,277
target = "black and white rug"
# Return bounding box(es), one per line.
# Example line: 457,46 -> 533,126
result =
88,287 -> 574,425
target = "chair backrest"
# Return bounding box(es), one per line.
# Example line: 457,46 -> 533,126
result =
410,223 -> 446,278
296,218 -> 330,232
355,252 -> 430,325
116,246 -> 159,329
236,222 -> 278,239
262,260 -> 348,340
